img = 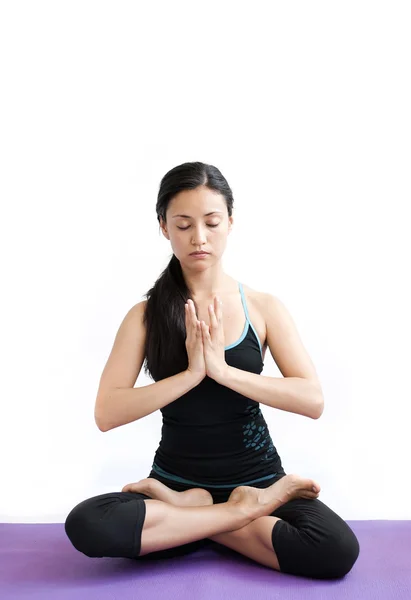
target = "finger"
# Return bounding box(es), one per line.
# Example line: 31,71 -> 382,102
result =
191,299 -> 202,328
191,299 -> 199,321
213,296 -> 220,323
188,300 -> 197,327
185,303 -> 195,337
185,303 -> 192,329
201,321 -> 210,340
208,302 -> 218,329
197,321 -> 203,342
216,296 -> 223,322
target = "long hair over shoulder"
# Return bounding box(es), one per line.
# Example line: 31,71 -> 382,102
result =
142,161 -> 234,381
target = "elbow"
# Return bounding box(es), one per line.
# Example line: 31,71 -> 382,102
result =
97,422 -> 109,432
95,410 -> 110,432
312,407 -> 324,420
312,394 -> 325,419
95,393 -> 113,431
96,418 -> 109,432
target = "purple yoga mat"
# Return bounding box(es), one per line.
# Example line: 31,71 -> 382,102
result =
0,521 -> 410,599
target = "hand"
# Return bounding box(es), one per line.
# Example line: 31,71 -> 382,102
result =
200,296 -> 228,383
185,299 -> 206,380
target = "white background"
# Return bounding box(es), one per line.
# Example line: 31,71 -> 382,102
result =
1,1 -> 410,522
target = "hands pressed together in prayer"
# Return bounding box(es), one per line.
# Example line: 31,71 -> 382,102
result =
185,296 -> 228,384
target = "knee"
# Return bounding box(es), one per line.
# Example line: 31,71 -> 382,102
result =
65,498 -> 106,558
319,526 -> 360,579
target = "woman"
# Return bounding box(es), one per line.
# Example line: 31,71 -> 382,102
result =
65,161 -> 360,579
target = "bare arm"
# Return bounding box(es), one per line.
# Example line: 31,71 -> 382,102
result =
95,369 -> 202,432
214,367 -> 323,419
214,292 -> 324,419
94,300 -> 204,431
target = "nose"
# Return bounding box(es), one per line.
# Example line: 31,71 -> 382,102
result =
191,225 -> 207,246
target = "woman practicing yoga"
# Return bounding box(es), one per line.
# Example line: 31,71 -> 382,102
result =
65,161 -> 360,579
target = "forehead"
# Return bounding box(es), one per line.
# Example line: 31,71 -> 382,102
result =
168,186 -> 226,218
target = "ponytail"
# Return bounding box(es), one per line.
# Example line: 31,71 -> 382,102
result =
142,254 -> 190,381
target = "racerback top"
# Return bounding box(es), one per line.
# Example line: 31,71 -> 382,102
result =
151,281 -> 284,488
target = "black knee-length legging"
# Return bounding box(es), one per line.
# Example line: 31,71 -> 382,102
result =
65,470 -> 360,579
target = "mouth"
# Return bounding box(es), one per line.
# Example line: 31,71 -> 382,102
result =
190,252 -> 209,256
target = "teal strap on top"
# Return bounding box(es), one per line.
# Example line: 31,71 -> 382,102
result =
238,282 -> 263,356
224,281 -> 248,351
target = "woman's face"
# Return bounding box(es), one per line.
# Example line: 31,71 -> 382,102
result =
160,185 -> 233,268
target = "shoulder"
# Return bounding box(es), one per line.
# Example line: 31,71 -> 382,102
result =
130,299 -> 147,313
241,282 -> 295,344
242,284 -> 298,334
126,299 -> 148,324
243,283 -> 323,392
240,283 -> 279,316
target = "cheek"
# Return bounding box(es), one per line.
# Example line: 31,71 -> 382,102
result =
215,230 -> 229,244
169,235 -> 187,254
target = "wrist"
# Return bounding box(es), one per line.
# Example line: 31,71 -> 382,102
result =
214,363 -> 230,385
185,368 -> 205,385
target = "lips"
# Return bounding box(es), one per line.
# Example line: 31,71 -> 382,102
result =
190,252 -> 209,255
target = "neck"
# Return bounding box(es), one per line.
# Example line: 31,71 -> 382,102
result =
182,265 -> 234,299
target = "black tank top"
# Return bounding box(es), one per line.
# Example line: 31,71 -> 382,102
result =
151,281 -> 285,488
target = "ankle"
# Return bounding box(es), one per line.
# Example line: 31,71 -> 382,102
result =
143,478 -> 158,497
227,500 -> 257,526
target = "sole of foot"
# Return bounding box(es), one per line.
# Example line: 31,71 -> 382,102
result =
227,474 -> 321,518
121,477 -> 214,507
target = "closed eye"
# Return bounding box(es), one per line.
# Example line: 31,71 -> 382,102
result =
177,224 -> 219,230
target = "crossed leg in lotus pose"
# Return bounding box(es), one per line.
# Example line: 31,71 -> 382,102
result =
122,474 -> 321,570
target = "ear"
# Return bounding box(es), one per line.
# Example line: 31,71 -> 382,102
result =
159,216 -> 170,240
228,215 -> 234,233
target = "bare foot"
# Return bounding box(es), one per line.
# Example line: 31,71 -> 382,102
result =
227,474 -> 321,518
121,477 -> 213,507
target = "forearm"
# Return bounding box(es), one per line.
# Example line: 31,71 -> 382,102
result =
95,369 -> 203,431
218,366 -> 324,419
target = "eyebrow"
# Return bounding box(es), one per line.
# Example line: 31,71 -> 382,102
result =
171,211 -> 223,219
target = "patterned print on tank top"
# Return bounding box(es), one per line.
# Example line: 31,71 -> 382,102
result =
242,404 -> 275,461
